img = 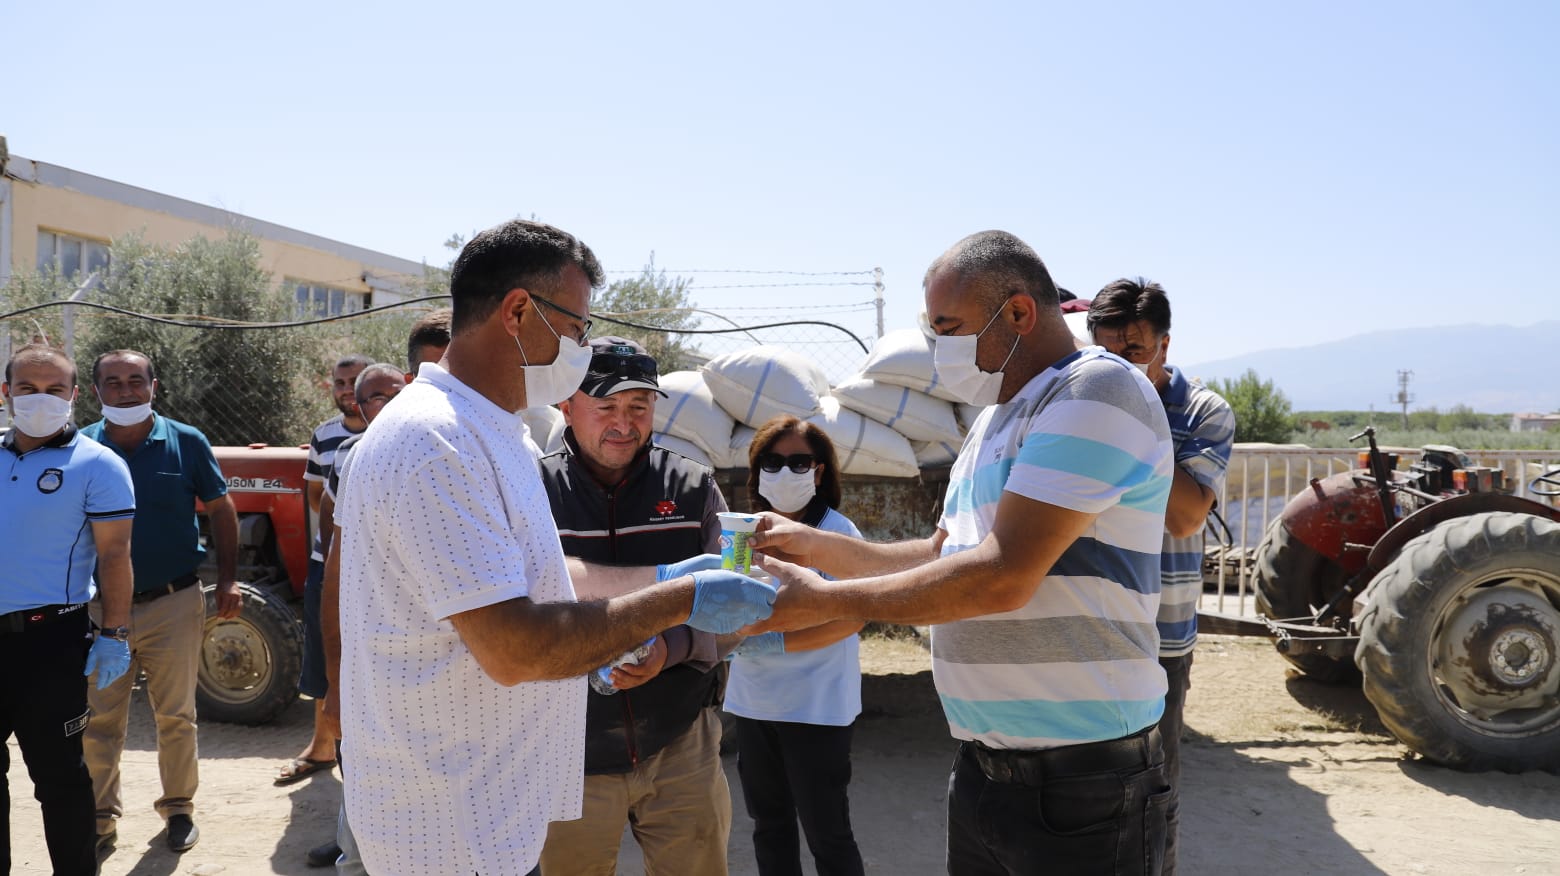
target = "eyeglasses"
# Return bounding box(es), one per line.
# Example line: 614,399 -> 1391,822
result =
531,294 -> 593,344
757,452 -> 816,474
588,350 -> 659,381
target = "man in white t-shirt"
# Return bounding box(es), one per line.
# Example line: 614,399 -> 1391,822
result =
332,219 -> 777,876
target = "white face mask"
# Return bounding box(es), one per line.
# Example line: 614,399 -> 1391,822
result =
101,398 -> 154,427
7,392 -> 74,438
930,304 -> 1020,407
516,311 -> 593,410
1133,361 -> 1151,376
759,467 -> 817,514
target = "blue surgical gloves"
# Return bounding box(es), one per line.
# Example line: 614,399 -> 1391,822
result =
733,631 -> 785,657
85,635 -> 131,690
686,569 -> 776,634
656,553 -> 725,583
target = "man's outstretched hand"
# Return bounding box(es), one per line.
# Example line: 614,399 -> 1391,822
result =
747,513 -> 820,567
686,570 -> 776,634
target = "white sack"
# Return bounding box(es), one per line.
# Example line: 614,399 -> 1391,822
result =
702,346 -> 829,428
956,404 -> 988,434
520,406 -> 566,454
652,370 -> 737,462
806,396 -> 919,479
912,439 -> 961,468
833,377 -> 963,444
652,432 -> 715,469
856,327 -> 963,402
724,425 -> 757,471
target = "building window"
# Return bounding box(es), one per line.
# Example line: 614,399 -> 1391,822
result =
292,282 -> 369,318
37,230 -> 110,280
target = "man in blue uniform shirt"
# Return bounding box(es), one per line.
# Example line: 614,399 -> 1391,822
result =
80,349 -> 242,856
1,343 -> 134,876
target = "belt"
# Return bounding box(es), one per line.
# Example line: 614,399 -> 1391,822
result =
965,726 -> 1161,786
0,602 -> 88,634
132,573 -> 201,605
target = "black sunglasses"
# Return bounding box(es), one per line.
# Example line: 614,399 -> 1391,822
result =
531,294 -> 593,343
588,350 -> 659,380
758,452 -> 816,474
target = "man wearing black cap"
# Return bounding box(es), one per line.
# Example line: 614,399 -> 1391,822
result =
538,337 -> 733,876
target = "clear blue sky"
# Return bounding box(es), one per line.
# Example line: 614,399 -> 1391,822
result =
5,1 -> 1556,367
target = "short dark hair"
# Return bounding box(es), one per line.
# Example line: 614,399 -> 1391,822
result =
354,363 -> 406,403
407,307 -> 453,372
746,415 -> 843,513
6,343 -> 77,385
448,220 -> 605,334
335,354 -> 374,373
1086,278 -> 1172,337
923,230 -> 1060,310
91,349 -> 156,385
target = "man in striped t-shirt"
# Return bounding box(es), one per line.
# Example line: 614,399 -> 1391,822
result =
751,231 -> 1176,874
276,354 -> 368,788
1090,279 -> 1235,875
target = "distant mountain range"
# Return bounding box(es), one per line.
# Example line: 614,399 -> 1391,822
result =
1183,321 -> 1560,413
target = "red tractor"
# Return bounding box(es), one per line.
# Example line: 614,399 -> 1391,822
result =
194,444 -> 312,725
1228,428 -> 1560,771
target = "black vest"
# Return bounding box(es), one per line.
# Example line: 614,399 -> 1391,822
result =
539,432 -> 725,774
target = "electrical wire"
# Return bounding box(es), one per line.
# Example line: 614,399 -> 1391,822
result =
0,296 -> 872,354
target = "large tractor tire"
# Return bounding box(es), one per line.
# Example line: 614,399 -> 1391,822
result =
1355,512 -> 1560,772
1252,519 -> 1359,683
197,582 -> 303,725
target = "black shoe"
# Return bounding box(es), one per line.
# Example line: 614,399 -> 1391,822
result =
167,814 -> 199,852
307,840 -> 342,867
95,828 -> 116,856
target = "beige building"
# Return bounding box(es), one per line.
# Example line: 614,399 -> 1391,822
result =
0,136 -> 432,338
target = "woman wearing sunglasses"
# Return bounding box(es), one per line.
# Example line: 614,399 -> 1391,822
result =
725,415 -> 867,876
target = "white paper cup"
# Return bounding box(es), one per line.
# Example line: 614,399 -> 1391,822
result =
717,512 -> 760,573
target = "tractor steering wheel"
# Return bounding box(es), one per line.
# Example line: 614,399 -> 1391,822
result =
1530,467 -> 1560,497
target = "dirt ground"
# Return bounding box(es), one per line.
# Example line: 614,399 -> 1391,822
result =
8,634 -> 1559,875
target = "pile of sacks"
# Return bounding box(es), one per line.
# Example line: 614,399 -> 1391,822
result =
650,330 -> 987,478
522,314 -> 1095,474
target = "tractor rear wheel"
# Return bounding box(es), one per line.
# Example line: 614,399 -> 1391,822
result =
1355,511 -> 1560,772
1252,518 -> 1359,683
197,582 -> 303,725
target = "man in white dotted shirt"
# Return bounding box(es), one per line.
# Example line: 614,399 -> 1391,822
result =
332,219 -> 777,876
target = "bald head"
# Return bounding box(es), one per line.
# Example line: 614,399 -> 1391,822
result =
923,230 -> 1060,311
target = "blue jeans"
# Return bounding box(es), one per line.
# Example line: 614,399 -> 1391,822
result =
335,800 -> 367,875
945,728 -> 1172,875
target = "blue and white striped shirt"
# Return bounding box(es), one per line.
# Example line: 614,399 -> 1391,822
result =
1157,366 -> 1235,657
933,348 -> 1174,750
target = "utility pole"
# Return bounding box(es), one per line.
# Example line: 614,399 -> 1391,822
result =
873,267 -> 885,338
1393,370 -> 1414,430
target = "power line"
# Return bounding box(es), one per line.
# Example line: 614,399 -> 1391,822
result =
605,268 -> 874,276
687,281 -> 877,290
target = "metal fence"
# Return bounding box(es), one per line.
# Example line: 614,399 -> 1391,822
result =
1202,444 -> 1560,618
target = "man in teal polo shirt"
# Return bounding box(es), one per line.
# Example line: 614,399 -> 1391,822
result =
80,349 -> 242,856
2,343 -> 135,876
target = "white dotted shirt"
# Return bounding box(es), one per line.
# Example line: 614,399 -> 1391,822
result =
335,363 -> 586,876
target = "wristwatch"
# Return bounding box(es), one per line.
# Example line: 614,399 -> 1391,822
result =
100,626 -> 131,641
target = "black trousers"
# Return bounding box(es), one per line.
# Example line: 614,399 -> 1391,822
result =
0,612 -> 96,876
733,716 -> 864,876
946,730 -> 1172,876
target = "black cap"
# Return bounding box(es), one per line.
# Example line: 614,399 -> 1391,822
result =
577,336 -> 668,398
